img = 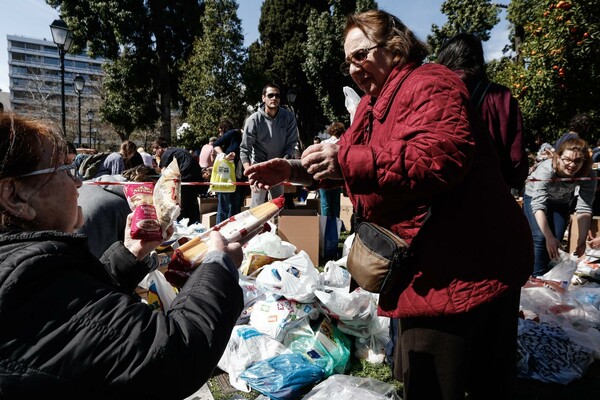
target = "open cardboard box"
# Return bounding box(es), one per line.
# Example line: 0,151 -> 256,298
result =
277,209 -> 320,266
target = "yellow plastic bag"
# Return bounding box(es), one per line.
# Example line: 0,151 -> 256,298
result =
209,153 -> 236,193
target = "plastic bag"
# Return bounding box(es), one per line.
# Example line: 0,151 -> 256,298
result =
138,270 -> 177,312
124,182 -> 163,241
249,299 -> 318,341
153,158 -> 181,236
255,251 -> 320,302
303,374 -> 401,400
217,325 -> 288,392
209,153 -> 236,193
343,86 -> 361,125
285,320 -> 351,377
239,353 -> 325,400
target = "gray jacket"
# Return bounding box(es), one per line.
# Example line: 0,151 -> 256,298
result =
524,159 -> 596,214
240,106 -> 298,165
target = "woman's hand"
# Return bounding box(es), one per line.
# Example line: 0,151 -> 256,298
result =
207,230 -> 243,267
301,143 -> 342,180
245,158 -> 291,190
545,235 -> 561,260
586,231 -> 600,249
124,214 -> 174,261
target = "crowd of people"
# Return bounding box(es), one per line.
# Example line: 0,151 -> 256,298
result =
0,7 -> 598,400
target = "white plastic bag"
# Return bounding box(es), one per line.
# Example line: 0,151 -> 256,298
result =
303,374 -> 401,400
217,325 -> 288,392
255,251 -> 320,302
138,270 -> 177,312
343,86 -> 362,125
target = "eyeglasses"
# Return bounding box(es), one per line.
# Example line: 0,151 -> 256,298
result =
16,163 -> 79,182
266,93 -> 280,99
339,45 -> 381,76
560,156 -> 585,166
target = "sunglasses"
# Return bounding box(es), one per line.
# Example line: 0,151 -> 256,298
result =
266,92 -> 281,99
16,163 -> 79,182
339,45 -> 381,76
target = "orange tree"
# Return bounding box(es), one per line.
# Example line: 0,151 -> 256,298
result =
490,0 -> 600,142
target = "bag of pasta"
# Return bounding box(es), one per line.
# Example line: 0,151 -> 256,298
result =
209,153 -> 236,193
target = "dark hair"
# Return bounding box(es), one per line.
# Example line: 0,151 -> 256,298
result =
66,141 -> 77,155
343,10 -> 429,68
122,165 -> 158,182
261,83 -> 280,96
313,136 -> 321,143
437,33 -> 486,79
152,139 -> 168,150
569,113 -> 594,137
218,117 -> 235,132
327,122 -> 346,138
553,137 -> 593,178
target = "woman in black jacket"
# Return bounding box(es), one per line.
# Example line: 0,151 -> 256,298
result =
0,114 -> 244,399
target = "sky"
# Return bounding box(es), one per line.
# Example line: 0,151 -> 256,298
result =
0,0 -> 512,93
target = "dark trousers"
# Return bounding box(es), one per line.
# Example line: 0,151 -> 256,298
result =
393,289 -> 521,400
216,188 -> 243,224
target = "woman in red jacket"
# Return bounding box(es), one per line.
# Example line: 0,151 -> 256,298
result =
245,10 -> 533,400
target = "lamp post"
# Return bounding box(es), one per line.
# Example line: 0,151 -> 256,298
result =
50,19 -> 73,136
86,109 -> 94,149
73,74 -> 85,147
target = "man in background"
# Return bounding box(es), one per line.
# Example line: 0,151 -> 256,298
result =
240,83 -> 298,207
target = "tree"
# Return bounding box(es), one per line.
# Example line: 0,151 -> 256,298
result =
303,0 -> 378,126
243,0 -> 330,147
102,49 -> 160,139
492,0 -> 600,140
46,0 -> 205,142
179,0 -> 246,150
428,0 -> 500,58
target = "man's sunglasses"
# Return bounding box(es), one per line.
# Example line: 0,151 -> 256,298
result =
266,93 -> 280,99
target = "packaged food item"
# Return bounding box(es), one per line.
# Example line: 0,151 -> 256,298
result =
153,159 -> 181,236
124,182 -> 163,241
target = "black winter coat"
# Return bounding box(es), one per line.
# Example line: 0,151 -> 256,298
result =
0,230 -> 243,399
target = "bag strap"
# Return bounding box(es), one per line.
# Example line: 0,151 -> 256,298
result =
470,79 -> 492,112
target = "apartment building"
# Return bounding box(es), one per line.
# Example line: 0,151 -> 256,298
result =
7,34 -> 105,144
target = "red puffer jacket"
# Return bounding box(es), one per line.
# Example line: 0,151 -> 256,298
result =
338,62 -> 532,318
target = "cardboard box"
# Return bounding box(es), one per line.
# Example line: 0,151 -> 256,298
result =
198,196 -> 218,215
277,209 -> 320,266
569,215 -> 600,253
201,211 -> 217,228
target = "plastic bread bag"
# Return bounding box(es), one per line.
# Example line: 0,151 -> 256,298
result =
124,182 -> 163,241
153,158 -> 181,236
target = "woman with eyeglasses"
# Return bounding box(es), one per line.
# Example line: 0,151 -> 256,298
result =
524,137 -> 596,276
245,10 -> 533,400
0,113 -> 244,398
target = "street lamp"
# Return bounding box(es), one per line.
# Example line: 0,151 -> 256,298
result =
73,74 -> 85,147
86,109 -> 94,149
50,18 -> 73,136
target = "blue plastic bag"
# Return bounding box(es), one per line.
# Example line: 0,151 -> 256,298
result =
239,353 -> 325,400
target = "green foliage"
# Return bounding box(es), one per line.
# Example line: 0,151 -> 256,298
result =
101,49 -> 160,139
492,0 -> 600,141
428,0 -> 500,58
46,0 -> 204,141
244,0 -> 331,146
179,0 -> 247,150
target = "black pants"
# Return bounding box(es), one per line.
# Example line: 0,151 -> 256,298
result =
393,289 -> 521,400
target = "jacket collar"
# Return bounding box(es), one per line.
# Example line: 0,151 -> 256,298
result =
370,62 -> 420,121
